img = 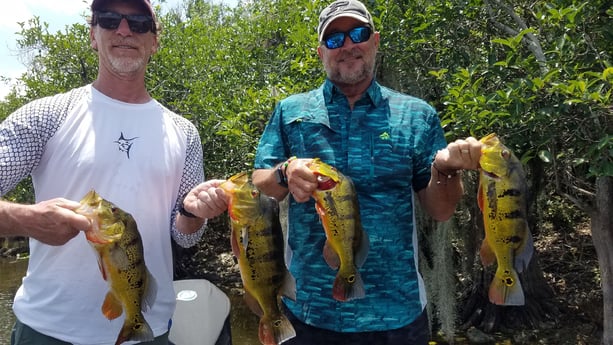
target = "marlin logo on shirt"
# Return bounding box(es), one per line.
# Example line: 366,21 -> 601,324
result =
114,132 -> 138,159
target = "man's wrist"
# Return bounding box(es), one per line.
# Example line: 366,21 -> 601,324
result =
432,161 -> 461,185
178,192 -> 199,218
274,156 -> 297,187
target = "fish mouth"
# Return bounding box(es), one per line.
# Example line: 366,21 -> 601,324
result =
316,176 -> 337,190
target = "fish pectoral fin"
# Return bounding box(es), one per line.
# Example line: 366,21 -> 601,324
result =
244,291 -> 264,317
101,291 -> 123,320
314,203 -> 327,218
93,248 -> 108,281
141,270 -> 158,312
109,245 -> 131,270
230,228 -> 240,258
479,240 -> 496,267
322,241 -> 340,270
241,227 -> 249,249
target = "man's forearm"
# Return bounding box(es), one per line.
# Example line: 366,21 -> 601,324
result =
252,167 -> 289,201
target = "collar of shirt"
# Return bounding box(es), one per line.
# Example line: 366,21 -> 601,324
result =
322,78 -> 384,108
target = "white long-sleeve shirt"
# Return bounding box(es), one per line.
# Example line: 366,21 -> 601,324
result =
0,85 -> 205,344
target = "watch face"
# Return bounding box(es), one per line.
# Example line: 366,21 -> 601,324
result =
275,165 -> 288,187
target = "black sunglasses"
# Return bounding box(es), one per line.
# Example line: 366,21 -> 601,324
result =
93,11 -> 156,34
322,26 -> 372,49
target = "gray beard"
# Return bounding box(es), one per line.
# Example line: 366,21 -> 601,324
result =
109,56 -> 146,74
325,53 -> 375,85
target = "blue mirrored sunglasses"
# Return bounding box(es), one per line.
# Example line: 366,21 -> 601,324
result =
323,26 -> 372,49
94,11 -> 156,34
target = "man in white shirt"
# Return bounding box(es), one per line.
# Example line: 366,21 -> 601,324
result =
0,0 -> 228,344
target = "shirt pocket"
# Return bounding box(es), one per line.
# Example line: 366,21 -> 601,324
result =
283,116 -> 339,161
351,126 -> 412,189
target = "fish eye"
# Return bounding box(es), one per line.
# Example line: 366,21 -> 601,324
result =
501,149 -> 511,158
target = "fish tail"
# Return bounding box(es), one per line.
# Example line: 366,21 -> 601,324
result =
259,314 -> 296,345
489,267 -> 525,306
114,314 -> 154,345
332,269 -> 365,302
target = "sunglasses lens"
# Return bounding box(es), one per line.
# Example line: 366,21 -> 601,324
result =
95,12 -> 154,34
325,32 -> 346,49
126,16 -> 154,33
96,13 -> 122,30
349,27 -> 371,44
323,26 -> 371,49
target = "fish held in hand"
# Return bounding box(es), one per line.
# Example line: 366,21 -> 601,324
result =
220,172 -> 296,345
306,158 -> 369,302
76,190 -> 157,345
478,134 -> 533,306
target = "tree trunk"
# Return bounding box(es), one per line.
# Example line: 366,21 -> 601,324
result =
591,176 -> 613,345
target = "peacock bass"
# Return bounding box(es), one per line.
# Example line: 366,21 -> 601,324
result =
76,190 -> 157,345
306,158 -> 369,302
220,172 -> 296,345
478,133 -> 534,306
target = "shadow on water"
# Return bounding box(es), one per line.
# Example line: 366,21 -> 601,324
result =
0,257 -> 27,342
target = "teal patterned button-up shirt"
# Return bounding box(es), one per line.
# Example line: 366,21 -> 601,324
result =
254,79 -> 447,332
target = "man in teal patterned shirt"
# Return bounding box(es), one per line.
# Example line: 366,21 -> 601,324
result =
252,0 -> 481,343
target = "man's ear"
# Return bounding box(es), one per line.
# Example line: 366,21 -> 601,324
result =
90,27 -> 98,51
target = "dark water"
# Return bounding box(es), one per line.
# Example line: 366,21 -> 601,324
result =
0,257 -> 27,342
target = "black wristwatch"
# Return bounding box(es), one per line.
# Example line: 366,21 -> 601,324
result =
178,192 -> 198,218
275,164 -> 288,187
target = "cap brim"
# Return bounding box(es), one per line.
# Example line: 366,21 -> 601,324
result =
91,0 -> 155,19
318,14 -> 370,42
